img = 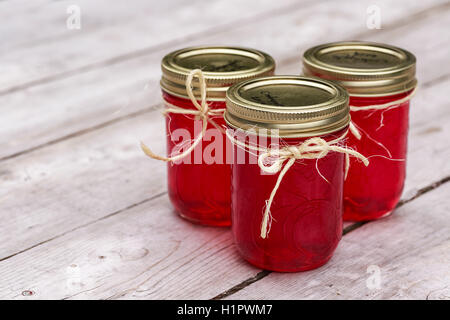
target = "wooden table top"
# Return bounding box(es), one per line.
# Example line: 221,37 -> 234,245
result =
1,0 -> 449,300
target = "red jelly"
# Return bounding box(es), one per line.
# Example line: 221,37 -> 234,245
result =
303,42 -> 417,221
163,92 -> 230,226
156,47 -> 275,226
225,76 -> 367,272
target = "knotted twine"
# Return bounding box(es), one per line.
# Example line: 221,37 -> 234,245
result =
141,69 -> 225,162
226,130 -> 369,239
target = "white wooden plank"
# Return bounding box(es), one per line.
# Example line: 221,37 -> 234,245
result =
0,2 -> 447,261
0,0 -> 178,51
0,2 -> 448,300
226,181 -> 450,300
0,111 -> 166,260
0,0 -> 306,93
0,1 -> 447,257
0,77 -> 448,299
402,79 -> 450,200
0,196 -> 261,300
0,63 -> 449,300
0,0 -> 446,160
7,0 -> 443,93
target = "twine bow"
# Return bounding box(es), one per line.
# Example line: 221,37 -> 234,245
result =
226,130 -> 369,239
141,69 -> 225,162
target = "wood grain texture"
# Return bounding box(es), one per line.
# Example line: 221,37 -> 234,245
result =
0,112 -> 166,260
0,195 -> 260,300
1,4 -> 449,261
0,0 -> 449,300
226,182 -> 450,300
0,0 -> 306,93
0,0 -> 178,51
0,0 -> 446,160
1,74 -> 449,298
0,56 -> 449,300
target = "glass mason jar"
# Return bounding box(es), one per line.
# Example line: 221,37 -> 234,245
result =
303,42 -> 417,221
224,76 -> 357,272
160,47 -> 275,226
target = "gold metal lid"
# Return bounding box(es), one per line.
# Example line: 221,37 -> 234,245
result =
225,76 -> 350,137
303,41 -> 417,97
161,46 -> 275,100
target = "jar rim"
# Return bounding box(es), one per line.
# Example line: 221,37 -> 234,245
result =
225,75 -> 350,138
161,46 -> 275,100
303,41 -> 417,97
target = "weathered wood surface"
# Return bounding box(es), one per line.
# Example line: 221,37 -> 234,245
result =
1,0 -> 447,160
1,0 -> 448,258
227,182 -> 450,300
0,0 -> 307,93
0,0 -> 449,299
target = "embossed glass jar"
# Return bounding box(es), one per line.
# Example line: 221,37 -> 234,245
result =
303,42 -> 417,221
225,76 -> 354,272
160,47 -> 275,226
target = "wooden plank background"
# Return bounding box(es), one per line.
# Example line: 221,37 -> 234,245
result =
0,0 -> 449,299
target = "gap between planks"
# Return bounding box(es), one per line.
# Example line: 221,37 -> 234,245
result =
0,1 -> 447,299
0,1 -> 448,265
1,1 -> 447,164
0,170 -> 448,293
0,103 -> 163,162
211,175 -> 450,300
0,191 -> 167,263
0,0 -> 317,96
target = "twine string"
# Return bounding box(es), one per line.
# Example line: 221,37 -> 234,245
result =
226,130 -> 369,239
141,69 -> 225,162
349,87 -> 417,112
347,87 -> 417,156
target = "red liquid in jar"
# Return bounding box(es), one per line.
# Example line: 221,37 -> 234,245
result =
230,129 -> 347,272
344,90 -> 412,221
164,91 -> 230,226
